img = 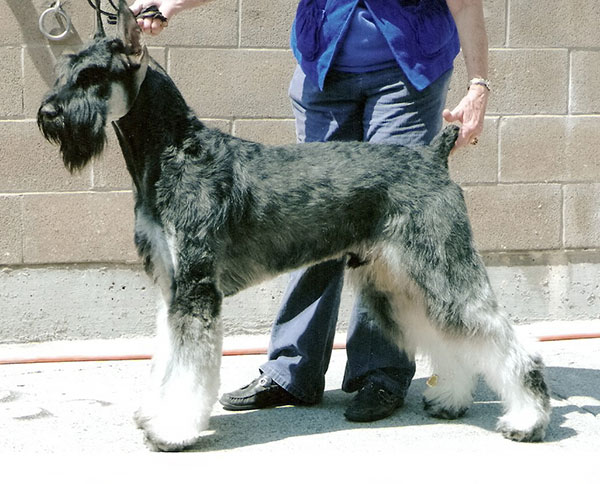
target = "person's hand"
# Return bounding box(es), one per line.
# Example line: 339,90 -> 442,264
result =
443,84 -> 488,152
129,0 -> 173,35
130,0 -> 210,35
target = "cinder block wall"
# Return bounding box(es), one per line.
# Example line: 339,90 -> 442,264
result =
1,0 -> 599,343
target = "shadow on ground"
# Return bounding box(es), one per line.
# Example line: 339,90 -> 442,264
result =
185,366 -> 599,452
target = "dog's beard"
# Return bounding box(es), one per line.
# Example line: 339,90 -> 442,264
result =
38,94 -> 108,173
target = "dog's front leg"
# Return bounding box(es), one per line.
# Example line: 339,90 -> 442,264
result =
136,273 -> 223,452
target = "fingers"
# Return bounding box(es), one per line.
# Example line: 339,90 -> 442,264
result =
442,108 -> 459,123
443,108 -> 475,151
129,1 -> 169,35
444,91 -> 487,153
138,15 -> 168,35
456,126 -> 476,150
444,118 -> 481,153
443,109 -> 473,152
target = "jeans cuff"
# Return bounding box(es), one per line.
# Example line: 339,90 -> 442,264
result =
259,364 -> 324,405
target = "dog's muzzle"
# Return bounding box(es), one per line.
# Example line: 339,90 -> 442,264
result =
37,102 -> 64,140
39,103 -> 61,120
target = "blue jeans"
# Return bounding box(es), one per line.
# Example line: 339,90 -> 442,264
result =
260,65 -> 453,403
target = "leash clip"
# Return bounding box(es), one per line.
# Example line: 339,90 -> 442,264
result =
39,1 -> 72,41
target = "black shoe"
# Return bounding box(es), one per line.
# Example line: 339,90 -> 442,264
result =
344,381 -> 404,422
219,375 -> 302,411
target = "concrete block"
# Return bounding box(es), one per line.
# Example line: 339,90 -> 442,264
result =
570,51 -> 600,114
201,119 -> 233,133
0,265 -> 353,343
22,192 -> 137,264
0,196 -> 23,265
240,0 -> 296,48
564,184 -> 600,249
487,49 -> 568,115
509,0 -> 600,48
0,266 -> 156,343
500,117 -> 600,183
0,1 -> 27,45
1,0 -> 93,47
447,48 -> 568,115
233,119 -> 296,145
92,130 -> 132,191
169,48 -> 296,119
2,255 -> 600,343
483,0 -> 507,48
463,184 -> 562,251
24,46 -> 58,118
0,47 -> 22,117
445,53 -> 468,114
0,121 -> 91,193
448,117 -> 499,184
484,252 -> 600,323
148,47 -> 167,68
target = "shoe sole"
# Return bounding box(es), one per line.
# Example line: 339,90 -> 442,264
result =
219,398 -> 303,411
344,401 -> 404,423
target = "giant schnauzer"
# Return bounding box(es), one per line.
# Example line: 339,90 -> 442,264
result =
38,0 -> 551,451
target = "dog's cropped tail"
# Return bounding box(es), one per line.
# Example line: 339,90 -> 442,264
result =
429,124 -> 460,164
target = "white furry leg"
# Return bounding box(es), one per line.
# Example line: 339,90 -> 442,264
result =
135,299 -> 223,451
476,323 -> 551,442
487,347 -> 550,442
422,346 -> 476,420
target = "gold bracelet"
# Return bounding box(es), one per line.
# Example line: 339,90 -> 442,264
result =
467,77 -> 491,92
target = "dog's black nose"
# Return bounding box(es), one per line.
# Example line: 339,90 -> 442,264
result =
39,104 -> 60,119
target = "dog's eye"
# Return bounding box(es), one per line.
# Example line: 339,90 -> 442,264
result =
77,67 -> 104,86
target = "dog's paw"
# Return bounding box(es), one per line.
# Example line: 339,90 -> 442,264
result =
497,413 -> 547,442
134,407 -> 207,452
423,397 -> 468,420
143,427 -> 200,452
422,381 -> 472,420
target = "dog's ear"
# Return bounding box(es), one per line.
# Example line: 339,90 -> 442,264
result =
117,0 -> 143,56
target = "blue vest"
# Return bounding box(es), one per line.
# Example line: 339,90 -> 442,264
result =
291,0 -> 460,91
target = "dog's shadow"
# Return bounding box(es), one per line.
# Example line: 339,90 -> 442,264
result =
186,366 -> 598,452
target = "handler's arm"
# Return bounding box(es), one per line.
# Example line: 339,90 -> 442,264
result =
130,0 -> 215,35
444,0 -> 489,151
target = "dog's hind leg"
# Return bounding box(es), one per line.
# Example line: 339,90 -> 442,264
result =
408,271 -> 550,440
412,257 -> 551,441
469,314 -> 551,442
133,217 -> 223,451
424,224 -> 551,441
384,187 -> 551,440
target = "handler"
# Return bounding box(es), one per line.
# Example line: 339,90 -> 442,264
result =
130,0 -> 489,423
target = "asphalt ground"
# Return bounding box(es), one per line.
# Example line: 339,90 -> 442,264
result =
0,321 -> 598,481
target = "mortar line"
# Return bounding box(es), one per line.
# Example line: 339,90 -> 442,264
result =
504,0 -> 510,47
238,0 -> 242,49
567,48 -> 573,115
